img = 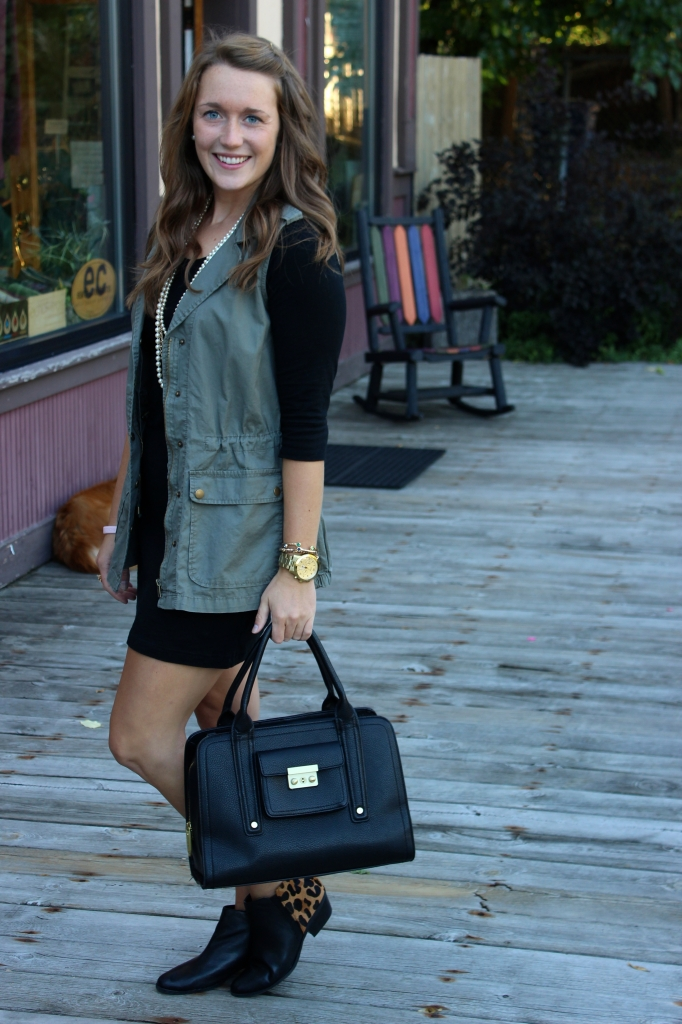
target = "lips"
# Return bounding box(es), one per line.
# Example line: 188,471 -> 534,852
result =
213,154 -> 250,168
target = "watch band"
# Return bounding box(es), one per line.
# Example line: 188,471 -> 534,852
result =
278,550 -> 319,582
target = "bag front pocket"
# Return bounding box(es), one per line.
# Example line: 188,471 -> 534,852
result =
188,470 -> 283,589
258,741 -> 348,818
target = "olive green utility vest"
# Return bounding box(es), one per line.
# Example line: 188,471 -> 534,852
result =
108,204 -> 331,612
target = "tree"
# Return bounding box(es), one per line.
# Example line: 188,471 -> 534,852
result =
420,1 -> 682,93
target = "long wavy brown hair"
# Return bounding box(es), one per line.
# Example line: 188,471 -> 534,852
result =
128,33 -> 339,314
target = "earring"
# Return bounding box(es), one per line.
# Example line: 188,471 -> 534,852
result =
191,134 -> 195,139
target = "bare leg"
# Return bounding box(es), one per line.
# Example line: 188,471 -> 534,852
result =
109,649 -> 222,812
193,665 -> 265,908
109,650 -> 277,906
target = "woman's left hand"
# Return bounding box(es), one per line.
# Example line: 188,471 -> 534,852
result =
253,568 -> 316,642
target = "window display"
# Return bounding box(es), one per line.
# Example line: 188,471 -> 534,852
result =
324,0 -> 369,252
0,0 -> 123,356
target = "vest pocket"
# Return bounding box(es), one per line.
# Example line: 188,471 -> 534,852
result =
188,471 -> 283,589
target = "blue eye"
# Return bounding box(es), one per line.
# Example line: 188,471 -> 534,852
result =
204,110 -> 220,120
245,115 -> 261,125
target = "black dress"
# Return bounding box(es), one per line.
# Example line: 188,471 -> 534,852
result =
126,220 -> 346,669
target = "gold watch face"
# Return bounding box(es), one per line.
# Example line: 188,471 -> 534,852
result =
294,553 -> 319,580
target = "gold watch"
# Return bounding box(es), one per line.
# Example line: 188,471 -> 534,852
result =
278,549 -> 319,582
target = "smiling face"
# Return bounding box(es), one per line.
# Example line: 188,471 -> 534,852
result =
192,62 -> 280,203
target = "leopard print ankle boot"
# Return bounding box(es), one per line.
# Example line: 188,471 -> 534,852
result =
275,877 -> 329,934
231,877 -> 332,997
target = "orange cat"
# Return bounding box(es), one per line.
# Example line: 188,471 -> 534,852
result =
52,479 -> 116,574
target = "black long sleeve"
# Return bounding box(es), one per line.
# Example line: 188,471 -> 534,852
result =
266,219 -> 346,461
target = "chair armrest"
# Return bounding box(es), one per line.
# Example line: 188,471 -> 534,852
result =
447,293 -> 507,311
367,301 -> 402,317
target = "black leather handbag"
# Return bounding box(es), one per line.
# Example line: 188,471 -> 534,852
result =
184,624 -> 415,888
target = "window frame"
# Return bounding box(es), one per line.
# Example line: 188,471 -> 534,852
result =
323,0 -> 376,260
0,0 -> 135,374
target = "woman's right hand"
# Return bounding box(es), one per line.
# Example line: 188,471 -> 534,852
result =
96,534 -> 137,604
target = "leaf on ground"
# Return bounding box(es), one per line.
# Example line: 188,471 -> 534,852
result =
79,720 -> 102,729
418,1007 -> 449,1019
627,963 -> 649,972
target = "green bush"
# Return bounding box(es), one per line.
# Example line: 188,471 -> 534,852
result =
503,309 -> 682,363
599,324 -> 682,363
501,310 -> 556,362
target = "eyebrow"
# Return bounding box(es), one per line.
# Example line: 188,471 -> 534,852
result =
197,102 -> 270,116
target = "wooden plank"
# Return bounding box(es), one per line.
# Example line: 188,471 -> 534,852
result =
2,820 -> 681,904
3,762 -> 682,832
1,909 -> 681,1023
2,776 -> 681,878
4,746 -> 681,805
0,1013 -> 129,1024
2,869 -> 680,966
0,971 -> 489,1024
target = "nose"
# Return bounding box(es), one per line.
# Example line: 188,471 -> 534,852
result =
219,115 -> 244,149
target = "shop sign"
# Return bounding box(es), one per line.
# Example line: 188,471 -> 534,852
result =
0,299 -> 28,345
28,290 -> 67,337
70,140 -> 104,189
71,258 -> 116,320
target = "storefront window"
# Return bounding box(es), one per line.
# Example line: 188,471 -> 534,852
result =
0,0 -> 125,364
324,0 -> 369,252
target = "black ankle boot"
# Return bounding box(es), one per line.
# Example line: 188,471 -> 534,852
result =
230,877 -> 332,997
156,905 -> 250,993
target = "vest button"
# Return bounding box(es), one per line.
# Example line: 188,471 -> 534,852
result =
176,491 -> 181,497
273,486 -> 281,496
194,488 -> 205,499
179,338 -> 185,345
178,441 -> 183,447
172,540 -> 177,547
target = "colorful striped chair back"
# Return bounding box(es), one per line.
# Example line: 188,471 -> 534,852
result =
358,208 -> 453,349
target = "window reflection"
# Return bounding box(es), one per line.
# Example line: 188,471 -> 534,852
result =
324,0 -> 366,251
0,0 -> 117,347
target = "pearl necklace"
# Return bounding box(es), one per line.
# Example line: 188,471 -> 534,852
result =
154,199 -> 245,388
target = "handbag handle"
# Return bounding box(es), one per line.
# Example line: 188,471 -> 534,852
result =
216,625 -> 369,832
217,623 -> 348,729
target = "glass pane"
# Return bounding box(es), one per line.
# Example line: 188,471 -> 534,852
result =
0,0 -> 118,348
324,0 -> 367,251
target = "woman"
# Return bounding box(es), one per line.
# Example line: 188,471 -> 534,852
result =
96,33 -> 345,997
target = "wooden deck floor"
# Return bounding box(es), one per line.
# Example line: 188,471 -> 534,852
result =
1,360 -> 681,1024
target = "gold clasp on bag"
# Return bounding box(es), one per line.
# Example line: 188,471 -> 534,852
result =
287,764 -> 319,789
185,821 -> 192,855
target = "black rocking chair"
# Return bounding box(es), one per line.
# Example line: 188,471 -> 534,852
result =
355,207 -> 514,421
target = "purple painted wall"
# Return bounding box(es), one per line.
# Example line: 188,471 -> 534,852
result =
0,371 -> 127,543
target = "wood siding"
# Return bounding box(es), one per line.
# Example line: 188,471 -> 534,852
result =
0,371 -> 127,544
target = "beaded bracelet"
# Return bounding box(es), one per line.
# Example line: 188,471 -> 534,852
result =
280,542 -> 318,555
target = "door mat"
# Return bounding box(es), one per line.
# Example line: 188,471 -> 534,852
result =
325,444 -> 446,489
